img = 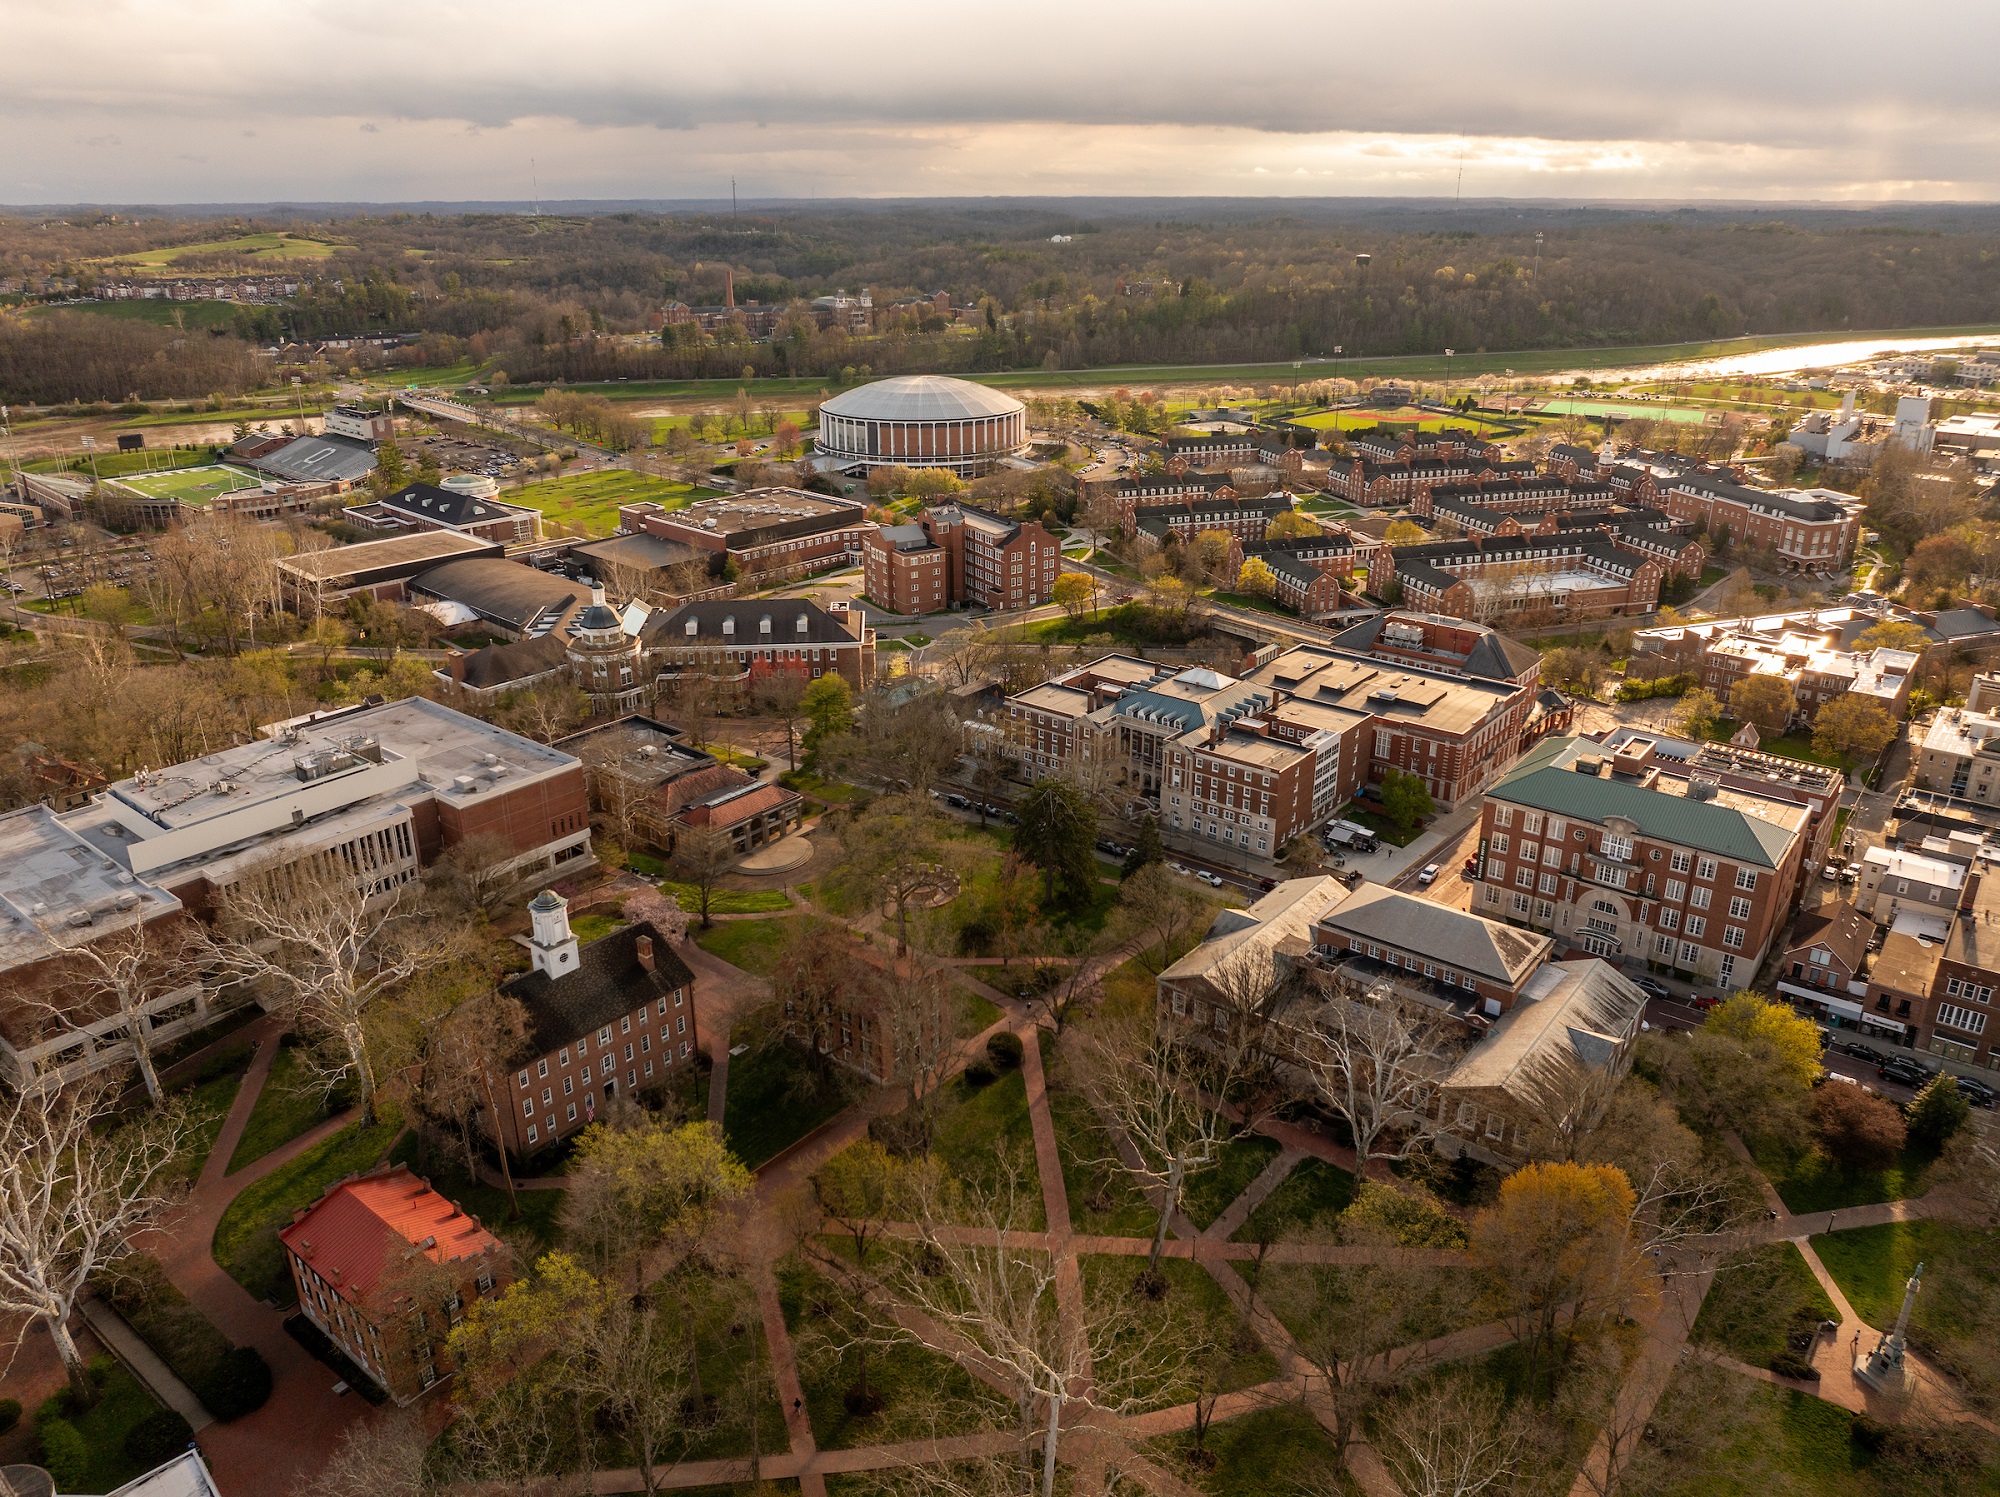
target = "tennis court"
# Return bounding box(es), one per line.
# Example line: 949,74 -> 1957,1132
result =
112,464 -> 267,505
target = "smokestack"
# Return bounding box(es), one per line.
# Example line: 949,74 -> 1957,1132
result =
635,934 -> 655,973
724,267 -> 735,311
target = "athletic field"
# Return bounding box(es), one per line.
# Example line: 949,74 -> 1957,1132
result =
112,464 -> 266,505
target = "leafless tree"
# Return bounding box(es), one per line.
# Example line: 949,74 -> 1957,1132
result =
39,917 -> 209,1106
409,991 -> 531,1195
879,956 -> 965,1147
1372,1366 -> 1529,1497
666,823 -> 736,929
1113,862 -> 1213,976
302,1408 -> 437,1497
753,670 -> 811,771
0,1076 -> 190,1403
1283,970 -> 1456,1166
493,676 -> 590,744
1069,1006 -> 1238,1277
210,851 -> 463,1125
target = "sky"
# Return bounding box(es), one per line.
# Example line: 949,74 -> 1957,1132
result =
5,0 -> 1996,206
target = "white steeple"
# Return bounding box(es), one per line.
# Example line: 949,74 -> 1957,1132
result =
527,889 -> 579,977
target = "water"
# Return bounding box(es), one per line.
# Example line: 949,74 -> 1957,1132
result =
1600,332 -> 2000,384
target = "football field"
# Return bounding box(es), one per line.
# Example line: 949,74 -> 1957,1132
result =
112,464 -> 266,505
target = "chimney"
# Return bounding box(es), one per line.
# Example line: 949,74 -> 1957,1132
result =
635,934 -> 655,973
724,266 -> 735,311
448,650 -> 466,687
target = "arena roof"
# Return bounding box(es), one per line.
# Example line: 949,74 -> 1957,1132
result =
820,375 -> 1025,423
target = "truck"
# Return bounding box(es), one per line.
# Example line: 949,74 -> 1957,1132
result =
1322,820 -> 1379,853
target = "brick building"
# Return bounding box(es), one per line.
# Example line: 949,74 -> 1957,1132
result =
1347,425 -> 1503,464
1103,473 -> 1237,531
1164,431 -> 1258,469
495,891 -> 699,1156
1474,734 -> 1812,988
345,481 -> 541,545
918,503 -> 1060,611
1326,456 -> 1536,507
558,717 -> 803,857
281,1166 -> 508,1403
1133,493 -> 1295,549
619,489 -> 872,582
640,597 -> 875,691
1390,533 -> 1663,623
1628,608 -> 1926,720
864,523 -> 951,614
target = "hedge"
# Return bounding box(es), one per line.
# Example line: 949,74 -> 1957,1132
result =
96,1254 -> 271,1420
123,1408 -> 194,1467
1614,672 -> 1696,702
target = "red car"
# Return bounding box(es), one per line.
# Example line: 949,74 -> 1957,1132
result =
1691,994 -> 1723,1012
1461,856 -> 1480,878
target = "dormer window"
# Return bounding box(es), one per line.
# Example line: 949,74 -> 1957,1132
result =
722,617 -> 735,636
760,617 -> 772,634
685,618 -> 698,636
796,615 -> 809,634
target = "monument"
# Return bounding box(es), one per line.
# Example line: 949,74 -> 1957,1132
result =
1853,1260 -> 1923,1395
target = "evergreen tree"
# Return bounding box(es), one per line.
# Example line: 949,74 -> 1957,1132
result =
1016,778 -> 1098,904
1122,814 -> 1164,879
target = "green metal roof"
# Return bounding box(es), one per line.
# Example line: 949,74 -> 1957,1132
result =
1490,737 -> 1796,869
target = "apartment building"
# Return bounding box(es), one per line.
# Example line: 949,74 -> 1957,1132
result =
640,597 -> 875,691
281,1166 -> 508,1403
1237,535 -> 1368,618
1132,493 -> 1295,548
1915,706 -> 2000,802
1348,425 -> 1502,464
920,503 -> 1061,610
863,523 -> 951,614
619,489 -> 872,582
1475,734 -> 1810,988
1164,431 -> 1259,469
1855,846 -> 1966,924
1546,444 -> 1603,483
1104,473 -> 1238,531
495,891 -> 699,1157
1654,473 -> 1861,574
1628,607 -> 1937,719
1324,611 -> 1544,691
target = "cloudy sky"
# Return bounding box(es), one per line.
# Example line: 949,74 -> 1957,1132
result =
6,0 -> 1995,205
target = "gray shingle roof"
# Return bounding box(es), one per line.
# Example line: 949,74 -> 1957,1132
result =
1491,736 -> 1797,867
1314,885 -> 1551,985
381,482 -> 530,530
501,920 -> 695,1056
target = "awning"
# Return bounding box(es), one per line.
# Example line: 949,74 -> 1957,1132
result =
1779,980 -> 1862,1020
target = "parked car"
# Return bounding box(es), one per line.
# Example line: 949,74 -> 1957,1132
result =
1417,863 -> 1440,886
1955,1075 -> 1997,1108
944,793 -> 969,809
1820,864 -> 1841,882
1461,857 -> 1480,878
1879,1057 -> 1930,1086
1167,862 -> 1191,876
1840,1039 -> 1889,1066
1691,994 -> 1723,1012
1197,870 -> 1225,888
1631,976 -> 1670,1001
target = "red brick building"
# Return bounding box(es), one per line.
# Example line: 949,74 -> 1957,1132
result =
920,503 -> 1060,611
619,489 -> 872,582
863,522 -> 951,614
640,597 -> 875,691
281,1166 -> 509,1403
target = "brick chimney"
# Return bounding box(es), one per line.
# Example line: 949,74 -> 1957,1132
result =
448,649 -> 466,687
635,933 -> 655,973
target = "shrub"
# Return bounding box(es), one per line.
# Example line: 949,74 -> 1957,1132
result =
0,1398 -> 18,1435
1769,1349 -> 1821,1381
1341,1180 -> 1469,1248
36,1416 -> 88,1491
124,1407 -> 195,1466
985,1032 -> 1024,1071
962,1060 -> 997,1088
193,1345 -> 272,1420
1905,1074 -> 1971,1150
1851,1413 -> 1892,1452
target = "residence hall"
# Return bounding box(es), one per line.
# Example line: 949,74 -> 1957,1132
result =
495,890 -> 698,1157
1476,735 -> 1813,989
1132,493 -> 1296,550
862,502 -> 1061,613
1102,472 -> 1238,531
1325,454 -> 1536,507
639,597 -> 875,692
1233,533 -> 1374,619
1388,531 -> 1664,623
618,488 -> 872,582
1914,705 -> 2000,804
281,1165 -> 508,1403
1604,457 -> 1862,573
1345,423 -> 1503,464
556,716 -> 802,856
1157,876 -> 1645,1168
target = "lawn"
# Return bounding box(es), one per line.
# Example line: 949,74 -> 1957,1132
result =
1699,718 -> 1846,770
110,231 -> 341,267
25,298 -> 243,331
227,1043 -> 350,1174
111,463 -> 263,504
722,1042 -> 853,1169
1233,1156 -> 1355,1243
1046,1072 -> 1157,1237
662,881 -> 794,915
1078,1255 -> 1278,1407
930,1069 -> 1044,1227
211,1104 -> 404,1304
1691,1241 -> 1839,1367
1147,1400 -> 1347,1497
570,911 -> 624,944
1535,397 -> 1712,424
504,470 -> 705,538
694,915 -> 811,977
1811,1217 -> 1999,1404
1179,1131 -> 1282,1231
1339,803 -> 1422,848
64,1363 -> 168,1494
777,1258 -> 1011,1449
778,770 -> 861,804
1748,1134 -> 1937,1215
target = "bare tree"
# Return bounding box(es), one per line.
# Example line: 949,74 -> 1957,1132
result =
40,917 -> 208,1106
1069,1006 -> 1238,1278
879,956 -> 966,1147
211,851 -> 462,1125
492,676 -> 590,744
0,1077 -> 190,1403
666,823 -> 737,929
1113,862 -> 1213,976
302,1408 -> 437,1497
753,670 -> 811,772
828,794 -> 958,956
1372,1367 -> 1529,1497
1284,971 -> 1456,1166
408,990 -> 531,1194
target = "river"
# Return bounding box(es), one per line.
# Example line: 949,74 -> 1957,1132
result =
1591,331 -> 2000,384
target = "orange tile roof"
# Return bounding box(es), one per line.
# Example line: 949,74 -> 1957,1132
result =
280,1165 -> 499,1308
698,781 -> 799,827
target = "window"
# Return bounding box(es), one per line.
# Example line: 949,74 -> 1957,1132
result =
1664,879 -> 1685,903
1493,806 -> 1513,828
598,1026 -> 612,1046
1601,833 -> 1633,861
1697,858 -> 1717,881
1657,935 -> 1676,957
537,1059 -> 548,1079
1660,908 -> 1680,931
1690,886 -> 1711,911
1512,892 -> 1531,915
1491,834 -> 1509,856
517,1070 -> 529,1089
1685,916 -> 1707,939
1724,927 -> 1745,949
1516,866 -> 1535,888
567,1103 -> 577,1121
1937,1003 -> 1988,1035
1671,850 -> 1691,874
1519,842 -> 1539,865
621,1016 -> 631,1035
1680,941 -> 1701,965
522,1099 -> 533,1117
526,1125 -> 538,1143
1487,859 -> 1506,880
1729,896 -> 1753,920
541,1088 -> 551,1105
560,1047 -> 571,1067
1735,868 -> 1758,891
1523,812 -> 1542,835
1544,843 -> 1563,866
1535,899 -> 1555,921
563,1076 -> 573,1096
1540,872 -> 1558,895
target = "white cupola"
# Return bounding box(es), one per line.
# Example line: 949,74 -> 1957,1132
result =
527,889 -> 579,977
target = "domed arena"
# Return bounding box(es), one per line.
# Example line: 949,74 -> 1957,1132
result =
815,374 -> 1028,477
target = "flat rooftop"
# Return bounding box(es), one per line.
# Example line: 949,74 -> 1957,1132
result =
666,488 -> 863,538
1923,707 -> 2000,761
0,805 -> 181,969
277,530 -> 496,583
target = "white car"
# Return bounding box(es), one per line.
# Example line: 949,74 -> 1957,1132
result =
1197,871 -> 1225,887
1417,863 -> 1440,885
1167,862 -> 1191,876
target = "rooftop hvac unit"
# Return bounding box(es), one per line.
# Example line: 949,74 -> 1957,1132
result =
454,775 -> 477,793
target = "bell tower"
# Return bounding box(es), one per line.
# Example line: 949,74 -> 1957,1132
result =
528,889 -> 579,978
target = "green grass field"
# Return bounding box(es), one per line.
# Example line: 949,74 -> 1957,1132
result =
107,231 -> 342,269
1535,398 -> 1712,424
24,299 -> 244,331
112,463 -> 263,504
505,469 -> 713,537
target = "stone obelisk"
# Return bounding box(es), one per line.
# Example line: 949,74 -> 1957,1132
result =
1854,1260 -> 1923,1394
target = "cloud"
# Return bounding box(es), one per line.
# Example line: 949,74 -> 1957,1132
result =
1,0 -> 1995,200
